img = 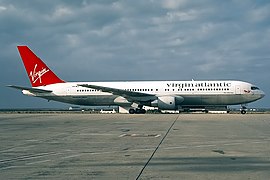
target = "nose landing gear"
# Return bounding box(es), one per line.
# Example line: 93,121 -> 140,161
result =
240,105 -> 247,114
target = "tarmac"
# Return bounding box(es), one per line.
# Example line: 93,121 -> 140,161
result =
0,113 -> 270,179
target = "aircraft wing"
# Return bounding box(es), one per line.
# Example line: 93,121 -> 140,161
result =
7,85 -> 52,93
79,84 -> 156,102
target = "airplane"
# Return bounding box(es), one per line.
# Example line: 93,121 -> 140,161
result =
7,46 -> 265,114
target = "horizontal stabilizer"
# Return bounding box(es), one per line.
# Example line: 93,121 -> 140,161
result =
7,85 -> 52,93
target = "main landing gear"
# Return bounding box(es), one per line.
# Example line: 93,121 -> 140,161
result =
129,105 -> 146,114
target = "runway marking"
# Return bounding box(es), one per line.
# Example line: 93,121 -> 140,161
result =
119,133 -> 161,138
76,133 -> 115,136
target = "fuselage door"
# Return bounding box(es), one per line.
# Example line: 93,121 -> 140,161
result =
66,87 -> 70,95
235,85 -> 241,95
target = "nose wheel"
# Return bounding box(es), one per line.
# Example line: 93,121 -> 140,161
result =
241,109 -> 247,114
240,105 -> 247,114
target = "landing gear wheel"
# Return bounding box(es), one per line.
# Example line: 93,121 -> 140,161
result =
241,110 -> 247,114
129,109 -> 135,114
135,108 -> 146,114
141,109 -> 146,114
240,105 -> 247,114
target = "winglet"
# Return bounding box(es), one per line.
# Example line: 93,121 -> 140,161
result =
17,46 -> 65,87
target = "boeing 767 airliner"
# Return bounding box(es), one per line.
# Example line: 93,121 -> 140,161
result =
8,46 -> 265,114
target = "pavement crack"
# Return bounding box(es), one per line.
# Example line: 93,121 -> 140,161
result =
135,114 -> 179,180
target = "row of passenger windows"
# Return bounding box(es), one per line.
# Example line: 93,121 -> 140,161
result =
76,88 -> 230,93
77,89 -> 100,92
198,88 -> 230,91
125,89 -> 157,92
125,88 -> 230,92
165,88 -> 230,91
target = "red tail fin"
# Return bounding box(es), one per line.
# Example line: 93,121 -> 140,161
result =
17,46 -> 65,87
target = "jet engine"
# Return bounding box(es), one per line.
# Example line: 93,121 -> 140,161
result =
151,96 -> 184,110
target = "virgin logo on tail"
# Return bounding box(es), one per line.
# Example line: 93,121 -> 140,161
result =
17,46 -> 65,87
29,64 -> 50,84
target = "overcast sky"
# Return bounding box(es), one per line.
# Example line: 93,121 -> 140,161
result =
0,0 -> 269,109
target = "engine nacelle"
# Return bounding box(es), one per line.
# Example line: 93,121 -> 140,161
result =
152,96 -> 184,110
114,96 -> 132,106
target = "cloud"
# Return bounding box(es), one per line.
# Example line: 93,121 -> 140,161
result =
161,0 -> 188,9
0,5 -> 7,11
0,0 -> 269,108
248,4 -> 270,23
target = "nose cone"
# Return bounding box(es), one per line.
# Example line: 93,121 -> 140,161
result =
259,90 -> 265,99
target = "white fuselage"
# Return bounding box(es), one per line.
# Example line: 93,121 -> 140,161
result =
23,80 -> 265,108
13,46 -> 265,113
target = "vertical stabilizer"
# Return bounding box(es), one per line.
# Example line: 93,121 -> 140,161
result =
17,46 -> 65,87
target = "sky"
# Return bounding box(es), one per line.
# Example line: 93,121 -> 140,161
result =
0,0 -> 269,109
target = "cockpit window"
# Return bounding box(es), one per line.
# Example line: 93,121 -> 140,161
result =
251,86 -> 260,90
